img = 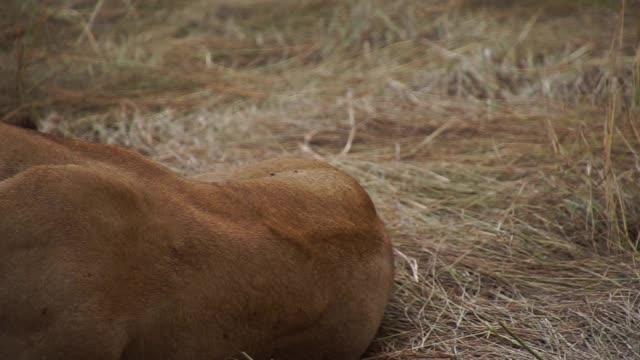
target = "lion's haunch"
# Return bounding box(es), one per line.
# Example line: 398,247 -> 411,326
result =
0,122 -> 394,360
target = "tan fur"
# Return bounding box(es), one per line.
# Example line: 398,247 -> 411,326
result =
0,122 -> 394,360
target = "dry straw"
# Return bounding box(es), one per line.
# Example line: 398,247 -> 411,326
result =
1,0 -> 639,358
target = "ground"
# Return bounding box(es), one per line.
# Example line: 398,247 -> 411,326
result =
1,0 -> 640,359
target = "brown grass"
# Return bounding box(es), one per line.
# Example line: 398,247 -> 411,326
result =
2,0 -> 640,358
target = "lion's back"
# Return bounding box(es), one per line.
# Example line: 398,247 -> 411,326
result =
0,164 -> 147,358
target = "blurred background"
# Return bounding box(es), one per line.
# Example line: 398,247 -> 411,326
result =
1,1 -> 639,358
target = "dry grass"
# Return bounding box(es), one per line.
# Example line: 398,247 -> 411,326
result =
2,0 -> 640,358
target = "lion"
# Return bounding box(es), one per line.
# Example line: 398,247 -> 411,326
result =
0,122 -> 394,360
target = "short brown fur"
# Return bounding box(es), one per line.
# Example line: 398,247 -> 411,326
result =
0,122 -> 394,360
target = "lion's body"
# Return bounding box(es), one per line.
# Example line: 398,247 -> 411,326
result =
0,123 -> 394,360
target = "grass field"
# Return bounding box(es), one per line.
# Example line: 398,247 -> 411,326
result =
2,0 -> 640,358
